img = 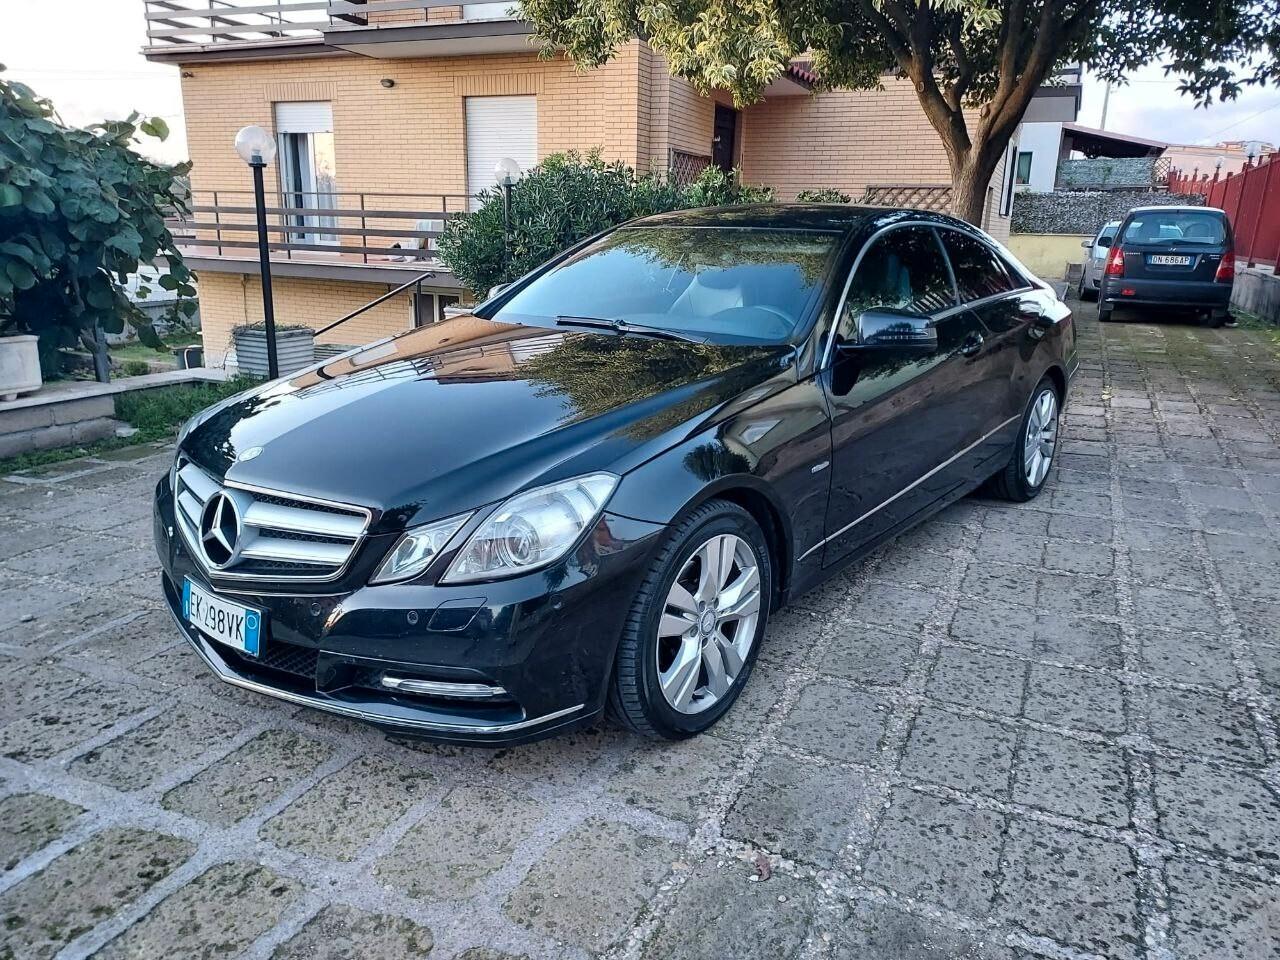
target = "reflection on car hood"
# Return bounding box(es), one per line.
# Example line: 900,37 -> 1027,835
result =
183,314 -> 793,529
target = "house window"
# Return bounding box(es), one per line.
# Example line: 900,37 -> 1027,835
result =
1015,151 -> 1034,185
274,101 -> 337,244
465,95 -> 537,212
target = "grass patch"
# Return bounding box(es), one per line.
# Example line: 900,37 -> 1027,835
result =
0,375 -> 259,476
107,329 -> 201,365
1232,306 -> 1280,351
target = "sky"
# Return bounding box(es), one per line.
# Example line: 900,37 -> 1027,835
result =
1,0 -> 1277,165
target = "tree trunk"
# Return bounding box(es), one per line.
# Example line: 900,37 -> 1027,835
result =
91,324 -> 111,383
949,163 -> 988,226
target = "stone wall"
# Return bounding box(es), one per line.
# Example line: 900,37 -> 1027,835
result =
1013,190 -> 1203,236
1055,157 -> 1159,191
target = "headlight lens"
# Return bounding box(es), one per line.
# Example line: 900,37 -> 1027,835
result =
442,473 -> 618,583
371,512 -> 471,584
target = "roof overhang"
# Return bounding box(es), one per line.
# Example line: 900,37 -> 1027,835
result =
142,38 -> 340,65
1062,122 -> 1167,158
323,18 -> 536,58
759,62 -> 819,97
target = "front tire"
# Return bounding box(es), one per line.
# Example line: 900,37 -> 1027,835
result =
608,500 -> 771,740
987,377 -> 1060,502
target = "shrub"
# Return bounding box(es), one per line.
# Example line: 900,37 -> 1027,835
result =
437,151 -> 772,295
796,188 -> 853,203
119,359 -> 151,377
114,375 -> 259,442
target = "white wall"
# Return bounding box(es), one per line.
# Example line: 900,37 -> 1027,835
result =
1015,121 -> 1064,193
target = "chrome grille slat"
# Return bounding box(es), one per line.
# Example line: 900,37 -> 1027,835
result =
243,501 -> 366,539
173,457 -> 371,583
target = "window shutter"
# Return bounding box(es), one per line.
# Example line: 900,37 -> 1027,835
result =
274,101 -> 333,134
465,96 -> 537,211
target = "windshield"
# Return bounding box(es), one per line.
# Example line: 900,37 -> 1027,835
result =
1121,211 -> 1226,245
490,227 -> 840,343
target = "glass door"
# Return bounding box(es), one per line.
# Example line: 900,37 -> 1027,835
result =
274,102 -> 337,246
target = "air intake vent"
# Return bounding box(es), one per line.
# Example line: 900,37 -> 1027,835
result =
174,458 -> 370,583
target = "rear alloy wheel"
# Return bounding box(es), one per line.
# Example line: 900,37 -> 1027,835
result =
987,377 -> 1060,502
609,500 -> 770,739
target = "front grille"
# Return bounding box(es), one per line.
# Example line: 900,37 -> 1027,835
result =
229,639 -> 320,681
174,457 -> 370,582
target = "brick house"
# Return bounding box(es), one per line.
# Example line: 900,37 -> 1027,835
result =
144,0 -> 1018,363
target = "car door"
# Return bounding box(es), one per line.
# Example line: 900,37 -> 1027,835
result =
819,225 -> 989,568
936,228 -> 1043,480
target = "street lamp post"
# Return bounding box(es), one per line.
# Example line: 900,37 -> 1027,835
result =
495,157 -> 522,245
235,125 -> 280,379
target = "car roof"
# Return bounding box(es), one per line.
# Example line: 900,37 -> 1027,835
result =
627,203 -> 976,235
1126,205 -> 1227,215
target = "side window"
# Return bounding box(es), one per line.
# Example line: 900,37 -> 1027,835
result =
939,230 -> 1017,303
839,227 -> 955,338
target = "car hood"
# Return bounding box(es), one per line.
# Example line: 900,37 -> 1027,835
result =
183,315 -> 793,531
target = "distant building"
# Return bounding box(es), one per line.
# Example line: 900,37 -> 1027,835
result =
1163,140 -> 1277,179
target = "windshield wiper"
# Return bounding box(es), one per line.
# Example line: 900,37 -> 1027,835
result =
555,315 -> 705,343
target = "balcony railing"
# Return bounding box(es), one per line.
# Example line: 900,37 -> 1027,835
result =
167,189 -> 472,267
142,0 -> 517,49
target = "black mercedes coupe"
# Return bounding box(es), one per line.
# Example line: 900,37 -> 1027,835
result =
154,205 -> 1076,744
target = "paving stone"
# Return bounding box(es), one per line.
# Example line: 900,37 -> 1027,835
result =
926,647 -> 1026,716
973,529 -> 1044,566
640,859 -> 814,960
1033,571 -> 1118,619
776,682 -> 888,764
0,792 -> 83,871
831,899 -> 1016,959
1128,548 -> 1209,593
1035,615 -> 1124,668
1214,555 -> 1280,605
379,784 -> 545,900
1133,584 -> 1222,632
1165,858 -> 1280,960
899,707 -> 1016,797
504,818 -> 678,953
725,753 -> 879,865
0,681 -> 153,761
454,951 -> 530,960
97,861 -> 301,960
0,827 -> 193,960
1047,486 -> 1112,518
894,519 -> 968,554
997,820 -> 1141,959
1146,687 -> 1264,765
819,625 -> 918,686
0,660 -> 87,724
161,728 -> 334,825
1118,519 -> 1196,554
706,657 -> 786,741
1041,539 -> 1113,576
1153,756 -> 1280,862
1024,663 -> 1126,734
1012,730 -> 1128,826
1046,513 -> 1111,543
68,704 -> 246,792
606,734 -> 742,824
260,755 -> 435,860
1230,596 -> 1280,646
1139,628 -> 1238,688
0,583 -> 83,632
873,547 -> 957,587
1204,530 -> 1280,567
0,521 -> 67,561
271,904 -> 434,959
845,583 -> 940,634
863,788 -> 1003,916
0,599 -> 142,650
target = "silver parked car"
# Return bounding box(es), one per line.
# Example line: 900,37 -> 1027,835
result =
1077,220 -> 1121,301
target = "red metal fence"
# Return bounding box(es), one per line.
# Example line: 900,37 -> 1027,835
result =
1168,154 -> 1280,271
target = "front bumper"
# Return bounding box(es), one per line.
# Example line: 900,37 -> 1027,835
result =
153,475 -> 666,745
1102,278 -> 1232,310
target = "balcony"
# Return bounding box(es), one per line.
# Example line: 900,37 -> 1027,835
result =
142,0 -> 534,61
168,189 -> 471,287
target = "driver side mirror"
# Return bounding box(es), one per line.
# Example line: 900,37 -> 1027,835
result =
1097,236 -> 1113,248
847,308 -> 938,354
486,283 -> 510,300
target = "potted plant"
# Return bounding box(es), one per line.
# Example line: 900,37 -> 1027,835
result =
231,323 -> 316,378
0,335 -> 42,401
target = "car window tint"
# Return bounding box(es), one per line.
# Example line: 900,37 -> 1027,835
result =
939,230 -> 1017,302
1121,211 -> 1226,245
839,227 -> 954,336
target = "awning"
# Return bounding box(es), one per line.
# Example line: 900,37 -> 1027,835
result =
1062,122 -> 1167,159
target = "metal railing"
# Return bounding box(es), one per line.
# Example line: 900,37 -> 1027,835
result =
167,189 -> 471,265
142,0 -> 517,48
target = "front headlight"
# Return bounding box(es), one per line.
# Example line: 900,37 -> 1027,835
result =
371,512 -> 471,584
442,473 -> 618,584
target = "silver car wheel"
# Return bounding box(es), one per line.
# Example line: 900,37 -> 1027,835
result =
1024,388 -> 1058,488
656,533 -> 762,715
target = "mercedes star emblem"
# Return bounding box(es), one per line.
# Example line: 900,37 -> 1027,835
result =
199,491 -> 242,568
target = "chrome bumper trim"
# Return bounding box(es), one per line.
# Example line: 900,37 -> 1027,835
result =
380,676 -> 509,699
164,602 -> 583,735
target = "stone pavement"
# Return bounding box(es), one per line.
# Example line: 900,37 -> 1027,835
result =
1,306 -> 1279,960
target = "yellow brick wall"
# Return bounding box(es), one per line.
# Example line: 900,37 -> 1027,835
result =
197,272 -> 416,364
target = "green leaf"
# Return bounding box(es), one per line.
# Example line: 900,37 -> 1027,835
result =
157,272 -> 180,291
136,322 -> 163,348
0,184 -> 21,208
140,117 -> 170,141
5,260 -> 36,290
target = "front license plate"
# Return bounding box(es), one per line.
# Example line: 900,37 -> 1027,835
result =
1150,254 -> 1191,266
183,578 -> 263,657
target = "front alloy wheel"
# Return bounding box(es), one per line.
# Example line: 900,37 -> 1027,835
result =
656,533 -> 761,715
609,500 -> 771,739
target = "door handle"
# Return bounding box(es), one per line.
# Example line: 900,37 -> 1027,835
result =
960,332 -> 984,357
